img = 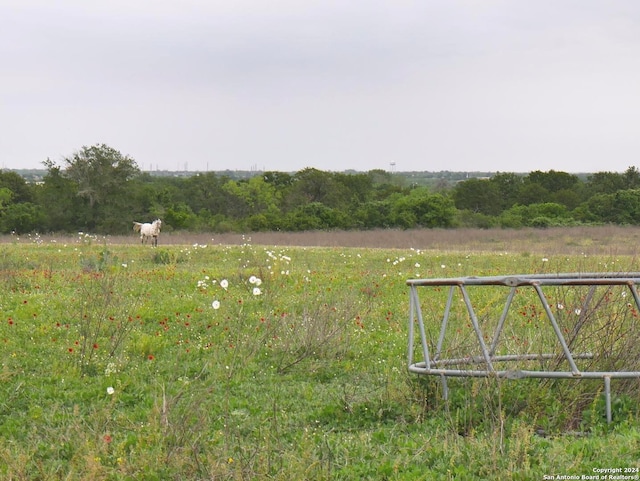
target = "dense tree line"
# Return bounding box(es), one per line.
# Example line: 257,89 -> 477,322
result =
1,144 -> 640,234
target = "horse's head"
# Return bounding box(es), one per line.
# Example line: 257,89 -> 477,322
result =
155,219 -> 162,230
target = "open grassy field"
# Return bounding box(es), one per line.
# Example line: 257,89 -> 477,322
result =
1,227 -> 640,480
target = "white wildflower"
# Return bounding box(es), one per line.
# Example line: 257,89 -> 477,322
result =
212,300 -> 221,309
107,387 -> 115,395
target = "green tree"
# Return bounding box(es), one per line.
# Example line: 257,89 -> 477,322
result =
0,187 -> 11,209
515,182 -> 550,206
0,170 -> 34,203
263,171 -> 294,190
283,202 -> 348,230
334,172 -> 374,205
489,172 -> 524,210
164,203 -> 197,230
284,168 -> 350,210
62,144 -> 139,207
587,172 -> 626,195
515,170 -> 581,207
624,166 -> 640,189
367,169 -> 406,199
222,176 -> 280,218
550,188 -> 583,210
526,170 -> 580,193
0,172 -> 44,233
0,187 -> 12,233
127,174 -> 167,222
183,172 -> 230,217
391,188 -> 456,228
36,162 -> 83,232
0,203 -> 45,234
499,202 -> 571,228
581,190 -> 640,224
453,178 -> 502,215
353,200 -> 392,229
56,144 -> 141,232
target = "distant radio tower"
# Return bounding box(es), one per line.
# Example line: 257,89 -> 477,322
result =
390,162 -> 396,173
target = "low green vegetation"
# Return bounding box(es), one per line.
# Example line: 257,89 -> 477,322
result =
0,236 -> 639,479
4,144 -> 640,234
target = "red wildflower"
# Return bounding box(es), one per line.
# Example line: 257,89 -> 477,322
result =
103,434 -> 112,443
147,354 -> 155,360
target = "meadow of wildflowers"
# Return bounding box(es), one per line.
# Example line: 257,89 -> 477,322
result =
0,235 -> 639,479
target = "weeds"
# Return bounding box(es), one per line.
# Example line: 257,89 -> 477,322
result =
0,239 -> 639,479
73,249 -> 142,374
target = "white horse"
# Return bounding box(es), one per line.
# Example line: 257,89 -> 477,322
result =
133,219 -> 162,246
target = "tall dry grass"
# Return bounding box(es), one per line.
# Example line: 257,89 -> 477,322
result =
7,226 -> 640,255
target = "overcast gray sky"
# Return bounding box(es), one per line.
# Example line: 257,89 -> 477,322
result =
2,0 -> 640,173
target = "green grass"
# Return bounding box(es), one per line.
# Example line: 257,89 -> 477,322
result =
0,237 -> 639,479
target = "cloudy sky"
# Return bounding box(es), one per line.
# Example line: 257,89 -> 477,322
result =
2,1 -> 640,173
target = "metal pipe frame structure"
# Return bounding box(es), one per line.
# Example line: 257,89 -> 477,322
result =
407,273 -> 640,423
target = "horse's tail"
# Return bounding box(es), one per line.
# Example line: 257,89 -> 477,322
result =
133,222 -> 142,232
